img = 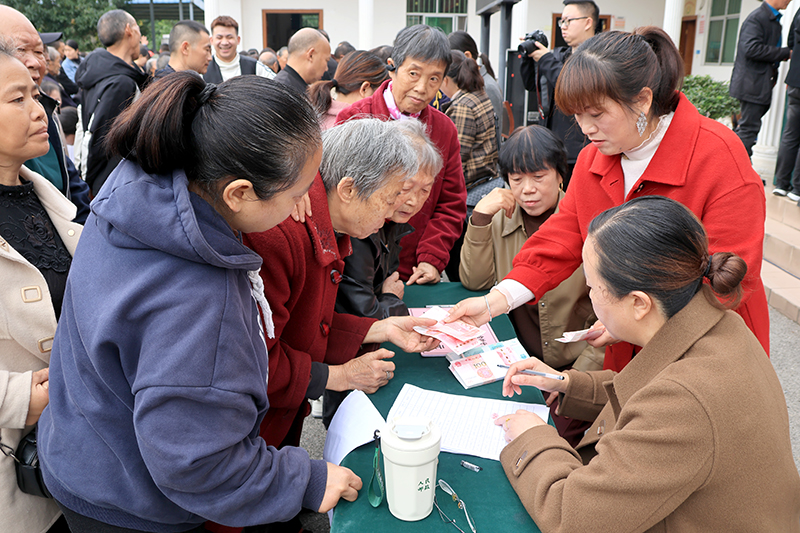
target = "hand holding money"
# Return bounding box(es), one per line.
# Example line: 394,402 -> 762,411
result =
412,306 -> 484,354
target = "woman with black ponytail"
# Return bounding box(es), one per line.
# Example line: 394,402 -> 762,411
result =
37,72 -> 362,533
496,196 -> 800,531
447,30 -> 503,145
448,27 -> 769,376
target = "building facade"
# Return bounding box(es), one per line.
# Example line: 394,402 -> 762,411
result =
204,0 -> 797,179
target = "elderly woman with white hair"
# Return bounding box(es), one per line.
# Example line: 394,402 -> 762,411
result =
335,119 -> 443,321
243,118 -> 438,469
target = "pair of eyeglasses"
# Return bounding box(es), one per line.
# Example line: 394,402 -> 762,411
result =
433,479 -> 476,533
559,16 -> 589,29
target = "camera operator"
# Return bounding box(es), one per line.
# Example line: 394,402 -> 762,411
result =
520,0 -> 598,188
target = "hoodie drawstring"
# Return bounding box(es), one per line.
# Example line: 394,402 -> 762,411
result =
248,269 -> 275,339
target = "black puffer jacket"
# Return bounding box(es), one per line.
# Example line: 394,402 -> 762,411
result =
334,222 -> 414,319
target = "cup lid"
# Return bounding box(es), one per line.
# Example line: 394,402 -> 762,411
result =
382,416 -> 441,453
393,422 -> 430,440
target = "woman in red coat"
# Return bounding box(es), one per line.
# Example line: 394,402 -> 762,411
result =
336,24 -> 467,285
239,118 -> 438,533
448,27 -> 769,371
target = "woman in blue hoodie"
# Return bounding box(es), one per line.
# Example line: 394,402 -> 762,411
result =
37,72 -> 362,532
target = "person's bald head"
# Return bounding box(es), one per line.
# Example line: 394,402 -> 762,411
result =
286,28 -> 330,84
0,5 -> 47,84
288,28 -> 326,56
259,50 -> 279,72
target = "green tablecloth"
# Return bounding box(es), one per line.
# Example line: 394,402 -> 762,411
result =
330,282 -> 543,533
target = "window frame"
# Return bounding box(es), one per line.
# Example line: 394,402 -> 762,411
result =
704,0 -> 740,65
406,0 -> 468,32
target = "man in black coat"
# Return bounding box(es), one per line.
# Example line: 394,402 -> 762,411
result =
273,28 -> 331,96
75,9 -> 147,196
204,16 -> 275,83
729,0 -> 792,158
154,20 -> 212,79
520,0 -> 598,189
773,7 -> 800,201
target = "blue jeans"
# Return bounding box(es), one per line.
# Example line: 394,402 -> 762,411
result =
774,86 -> 800,193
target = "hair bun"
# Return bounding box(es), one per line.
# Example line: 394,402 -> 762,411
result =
706,252 -> 747,306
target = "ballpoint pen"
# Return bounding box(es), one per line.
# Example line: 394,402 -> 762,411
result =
496,364 -> 565,381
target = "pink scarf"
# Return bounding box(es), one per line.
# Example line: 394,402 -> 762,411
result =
383,81 -> 422,121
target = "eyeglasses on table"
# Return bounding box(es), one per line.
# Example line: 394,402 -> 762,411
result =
433,479 -> 476,533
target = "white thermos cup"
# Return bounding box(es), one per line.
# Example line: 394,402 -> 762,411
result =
380,416 -> 441,521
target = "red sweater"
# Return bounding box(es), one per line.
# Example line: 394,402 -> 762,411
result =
506,93 -> 769,371
243,176 -> 377,447
336,79 -> 467,279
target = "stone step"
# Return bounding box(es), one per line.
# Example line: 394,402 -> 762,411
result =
762,260 -> 800,325
766,186 -> 800,232
764,218 -> 800,279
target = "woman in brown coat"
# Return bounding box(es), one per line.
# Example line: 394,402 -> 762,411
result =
496,196 -> 800,532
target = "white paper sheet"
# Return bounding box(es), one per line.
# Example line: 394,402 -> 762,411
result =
323,390 -> 386,465
386,384 -> 550,461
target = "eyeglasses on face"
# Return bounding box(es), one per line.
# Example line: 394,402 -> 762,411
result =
559,16 -> 589,29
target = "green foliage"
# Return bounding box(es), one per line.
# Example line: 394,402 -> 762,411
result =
3,0 -> 127,52
682,75 -> 740,120
146,19 -> 178,51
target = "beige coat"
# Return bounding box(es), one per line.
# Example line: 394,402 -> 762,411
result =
500,291 -> 800,532
0,167 -> 82,533
459,194 -> 603,371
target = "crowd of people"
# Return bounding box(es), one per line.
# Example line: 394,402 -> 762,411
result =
1,1 -> 799,533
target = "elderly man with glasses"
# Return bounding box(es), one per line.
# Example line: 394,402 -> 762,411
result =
519,0 -> 599,189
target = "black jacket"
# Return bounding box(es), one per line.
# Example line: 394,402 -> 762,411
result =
24,93 -> 90,223
520,48 -> 588,164
203,55 -> 257,83
44,73 -> 77,108
785,8 -> 800,88
322,56 -> 338,81
57,67 -> 79,97
334,222 -> 413,319
153,63 -> 179,80
76,49 -> 147,195
273,64 -> 308,96
729,2 -> 791,105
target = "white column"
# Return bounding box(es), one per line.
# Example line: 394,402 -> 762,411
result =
359,0 -> 374,51
662,0 -> 683,48
510,1 -> 527,48
204,0 -> 220,31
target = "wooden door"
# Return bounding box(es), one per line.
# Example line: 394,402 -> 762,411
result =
679,17 -> 697,77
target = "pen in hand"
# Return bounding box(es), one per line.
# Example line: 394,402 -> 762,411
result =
497,364 -> 565,381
